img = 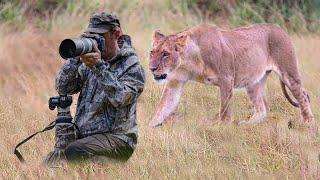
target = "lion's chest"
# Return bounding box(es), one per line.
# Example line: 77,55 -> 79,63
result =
191,72 -> 219,86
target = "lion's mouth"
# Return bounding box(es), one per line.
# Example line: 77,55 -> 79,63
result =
154,74 -> 167,80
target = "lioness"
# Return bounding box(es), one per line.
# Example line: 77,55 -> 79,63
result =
149,23 -> 316,132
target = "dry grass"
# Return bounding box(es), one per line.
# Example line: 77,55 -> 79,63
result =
0,1 -> 320,179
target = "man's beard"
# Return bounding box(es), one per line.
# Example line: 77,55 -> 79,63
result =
103,42 -> 120,61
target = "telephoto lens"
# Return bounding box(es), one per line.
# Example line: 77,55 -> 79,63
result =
59,38 -> 95,59
59,34 -> 106,59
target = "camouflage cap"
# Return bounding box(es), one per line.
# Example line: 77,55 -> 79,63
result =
86,12 -> 121,34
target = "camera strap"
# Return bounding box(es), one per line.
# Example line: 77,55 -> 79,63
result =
14,120 -> 56,163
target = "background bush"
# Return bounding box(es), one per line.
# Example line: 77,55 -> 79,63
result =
0,0 -> 319,33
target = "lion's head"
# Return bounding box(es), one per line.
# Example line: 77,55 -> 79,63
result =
149,31 -> 188,83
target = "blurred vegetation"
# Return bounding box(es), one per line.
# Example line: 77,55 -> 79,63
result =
0,0 -> 100,30
0,0 -> 319,33
182,0 -> 320,33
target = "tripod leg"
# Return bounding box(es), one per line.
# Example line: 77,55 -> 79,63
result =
44,121 -> 76,166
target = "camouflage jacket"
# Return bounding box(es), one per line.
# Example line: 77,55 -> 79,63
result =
55,36 -> 145,149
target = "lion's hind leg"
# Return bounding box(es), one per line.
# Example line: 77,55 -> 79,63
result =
278,71 -> 317,134
240,74 -> 268,125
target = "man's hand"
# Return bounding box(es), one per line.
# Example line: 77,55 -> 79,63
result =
80,44 -> 101,68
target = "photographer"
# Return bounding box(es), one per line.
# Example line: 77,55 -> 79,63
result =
45,12 -> 145,163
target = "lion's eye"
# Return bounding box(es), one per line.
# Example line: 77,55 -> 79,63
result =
163,51 -> 170,57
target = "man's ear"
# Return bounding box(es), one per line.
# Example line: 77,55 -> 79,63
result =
175,34 -> 188,51
153,30 -> 165,42
113,29 -> 121,40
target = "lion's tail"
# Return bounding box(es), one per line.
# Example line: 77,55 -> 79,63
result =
280,80 -> 299,107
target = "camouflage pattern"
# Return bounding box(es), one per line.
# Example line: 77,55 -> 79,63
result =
86,12 -> 121,34
55,35 -> 145,149
44,122 -> 76,165
54,122 -> 76,149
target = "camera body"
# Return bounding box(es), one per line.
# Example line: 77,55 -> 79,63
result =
49,95 -> 73,110
59,33 -> 106,59
49,95 -> 73,123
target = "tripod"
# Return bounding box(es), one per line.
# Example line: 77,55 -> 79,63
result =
14,95 -> 76,163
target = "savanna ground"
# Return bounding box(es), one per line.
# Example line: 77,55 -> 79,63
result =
0,0 -> 320,179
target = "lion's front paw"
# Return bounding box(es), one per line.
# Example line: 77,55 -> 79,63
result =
149,117 -> 164,128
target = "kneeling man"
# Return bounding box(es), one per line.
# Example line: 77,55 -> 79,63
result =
45,12 -> 145,164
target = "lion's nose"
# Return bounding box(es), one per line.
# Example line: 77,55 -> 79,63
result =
150,67 -> 158,72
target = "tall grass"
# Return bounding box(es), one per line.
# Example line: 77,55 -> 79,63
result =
0,0 -> 320,179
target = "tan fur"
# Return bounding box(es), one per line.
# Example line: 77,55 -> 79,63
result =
149,24 -> 317,133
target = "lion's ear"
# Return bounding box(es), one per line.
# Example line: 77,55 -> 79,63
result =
153,30 -> 165,42
175,35 -> 188,51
